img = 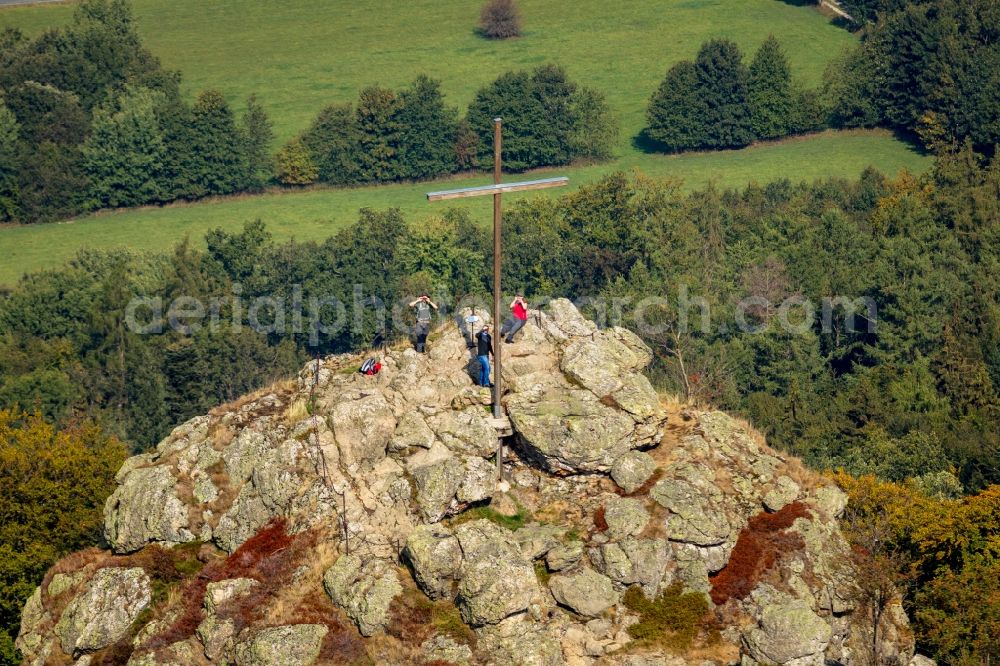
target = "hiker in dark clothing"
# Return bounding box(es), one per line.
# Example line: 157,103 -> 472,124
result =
475,325 -> 493,387
500,295 -> 529,343
408,295 -> 437,352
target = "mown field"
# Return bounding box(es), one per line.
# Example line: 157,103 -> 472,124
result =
0,0 -> 932,286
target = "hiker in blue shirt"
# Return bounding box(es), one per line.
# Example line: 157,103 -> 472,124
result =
475,325 -> 493,387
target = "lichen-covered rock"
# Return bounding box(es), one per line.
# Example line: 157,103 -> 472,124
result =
742,598 -> 832,665
561,331 -> 660,418
475,614 -> 564,666
323,554 -> 401,636
507,379 -> 639,473
420,634 -> 474,665
104,465 -> 193,553
454,520 -> 539,626
47,571 -> 84,598
764,475 -> 801,512
327,392 -> 396,470
127,638 -> 202,666
602,496 -> 649,539
404,524 -> 463,599
412,455 -> 465,522
204,577 -> 259,614
428,408 -> 497,457
16,300 -> 917,666
388,411 -> 435,452
55,567 -> 152,655
458,455 -> 495,503
233,624 -> 328,666
514,523 -> 565,560
610,450 -> 657,493
592,537 -> 670,597
650,466 -> 732,546
14,587 -> 50,665
549,567 -> 619,617
196,614 -> 236,662
546,540 -> 584,572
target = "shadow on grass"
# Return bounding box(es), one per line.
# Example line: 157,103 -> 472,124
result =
632,130 -> 672,156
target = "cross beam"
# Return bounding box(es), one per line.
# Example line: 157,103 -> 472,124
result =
426,117 -> 568,445
426,176 -> 569,201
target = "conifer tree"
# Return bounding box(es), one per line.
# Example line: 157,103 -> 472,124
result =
397,75 -> 459,179
240,94 -> 274,190
355,86 -> 403,182
188,89 -> 249,197
82,86 -> 166,209
300,103 -> 360,185
645,60 -> 709,152
694,39 -> 754,149
748,35 -> 793,141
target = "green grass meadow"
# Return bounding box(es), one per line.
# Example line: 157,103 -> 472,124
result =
0,0 -> 932,287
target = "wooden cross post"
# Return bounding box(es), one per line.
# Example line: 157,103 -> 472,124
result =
427,118 -> 567,472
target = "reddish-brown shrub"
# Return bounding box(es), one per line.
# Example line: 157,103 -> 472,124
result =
142,519 -> 297,649
593,506 -> 609,532
624,467 -> 665,497
709,502 -> 812,605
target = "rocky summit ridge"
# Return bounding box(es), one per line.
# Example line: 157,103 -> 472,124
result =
17,300 -> 916,666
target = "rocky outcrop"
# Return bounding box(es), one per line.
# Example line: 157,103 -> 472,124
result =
453,519 -> 540,626
323,555 -> 401,636
549,567 -> 619,617
17,300 -> 916,666
232,624 -> 328,666
55,567 -> 152,655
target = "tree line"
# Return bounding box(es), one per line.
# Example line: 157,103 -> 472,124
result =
822,0 -> 998,154
276,65 -> 616,186
644,35 -> 825,152
646,0 -> 998,156
0,0 -> 615,224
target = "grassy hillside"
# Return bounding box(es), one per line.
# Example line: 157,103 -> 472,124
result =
0,0 -> 858,143
0,130 -> 929,287
0,0 -> 931,287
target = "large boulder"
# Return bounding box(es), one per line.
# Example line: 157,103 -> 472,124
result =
327,392 -> 396,470
548,567 -> 619,617
55,567 -> 152,655
610,451 -> 657,493
475,614 -> 564,666
507,377 -> 638,473
650,464 -> 733,547
233,624 -> 328,666
323,554 -> 401,637
742,597 -> 833,665
561,330 -> 660,418
602,496 -> 650,540
404,524 -> 463,600
454,520 -> 539,626
411,455 -> 466,522
104,465 -> 193,553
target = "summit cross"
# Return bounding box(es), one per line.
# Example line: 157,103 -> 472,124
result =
426,117 -> 568,423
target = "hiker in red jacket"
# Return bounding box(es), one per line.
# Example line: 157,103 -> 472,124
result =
501,295 -> 529,343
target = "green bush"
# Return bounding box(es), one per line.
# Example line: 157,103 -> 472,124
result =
622,583 -> 709,649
